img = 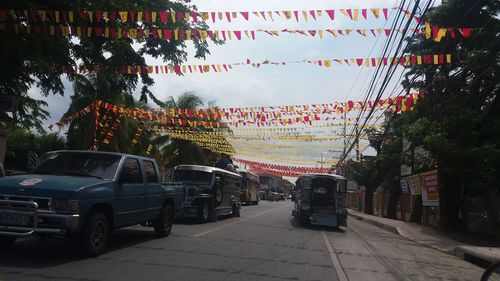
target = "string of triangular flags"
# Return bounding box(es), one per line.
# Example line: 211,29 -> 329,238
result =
40,54 -> 451,75
0,23 -> 474,42
0,8 -> 392,25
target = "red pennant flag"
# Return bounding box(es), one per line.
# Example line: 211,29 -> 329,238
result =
384,29 -> 391,36
225,12 -> 231,22
448,28 -> 456,38
250,30 -> 255,39
382,8 -> 388,20
309,10 -> 316,20
345,9 -> 353,20
356,58 -> 363,66
240,11 -> 249,20
144,11 -> 151,23
246,58 -> 251,64
308,30 -> 316,36
176,11 -> 183,22
159,11 -> 167,23
325,9 -> 334,20
260,11 -> 266,20
95,27 -> 103,37
129,11 -> 135,22
0,10 -> 7,21
234,30 -> 242,40
211,12 -> 216,23
361,9 -> 367,19
110,11 -> 117,21
293,11 -> 299,22
460,28 -> 472,38
192,12 -> 198,22
163,29 -> 172,40
95,10 -> 102,22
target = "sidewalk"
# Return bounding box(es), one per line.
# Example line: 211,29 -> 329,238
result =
348,209 -> 500,266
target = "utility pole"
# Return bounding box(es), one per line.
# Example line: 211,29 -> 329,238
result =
342,107 -> 347,157
355,127 -> 360,162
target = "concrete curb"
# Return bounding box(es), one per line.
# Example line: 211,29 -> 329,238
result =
347,210 -> 500,266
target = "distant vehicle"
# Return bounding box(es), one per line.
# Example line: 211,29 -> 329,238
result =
278,193 -> 286,201
292,174 -> 348,228
237,169 -> 260,205
0,150 -> 183,256
173,165 -> 242,222
258,173 -> 283,200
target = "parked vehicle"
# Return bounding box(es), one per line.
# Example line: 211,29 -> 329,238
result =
292,174 -> 347,228
172,165 -> 242,222
0,150 -> 183,256
237,169 -> 260,205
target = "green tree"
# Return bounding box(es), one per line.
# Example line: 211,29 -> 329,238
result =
401,0 -> 499,229
154,92 -> 211,167
3,125 -> 66,171
0,0 -> 218,132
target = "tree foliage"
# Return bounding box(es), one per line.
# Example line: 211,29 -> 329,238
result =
0,0 -> 219,132
400,0 -> 500,228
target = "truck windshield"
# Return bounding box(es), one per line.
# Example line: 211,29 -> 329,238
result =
32,152 -> 121,180
173,170 -> 213,184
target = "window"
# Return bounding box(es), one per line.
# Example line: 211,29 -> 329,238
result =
120,158 -> 143,184
173,170 -> 213,184
32,152 -> 121,180
144,161 -> 158,183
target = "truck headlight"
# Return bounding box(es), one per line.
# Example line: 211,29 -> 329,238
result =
51,199 -> 79,214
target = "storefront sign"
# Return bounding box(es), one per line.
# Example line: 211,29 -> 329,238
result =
421,170 -> 439,206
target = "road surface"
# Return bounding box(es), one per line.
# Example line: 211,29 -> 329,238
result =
0,201 -> 484,281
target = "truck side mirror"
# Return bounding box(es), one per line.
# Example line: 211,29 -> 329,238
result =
215,176 -> 221,184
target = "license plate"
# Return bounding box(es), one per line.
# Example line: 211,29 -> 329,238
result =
0,213 -> 30,226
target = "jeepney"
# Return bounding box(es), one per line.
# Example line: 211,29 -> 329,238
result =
292,173 -> 347,227
237,169 -> 260,205
172,165 -> 242,222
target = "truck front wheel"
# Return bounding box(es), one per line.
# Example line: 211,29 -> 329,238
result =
154,204 -> 173,238
78,211 -> 109,257
0,236 -> 16,249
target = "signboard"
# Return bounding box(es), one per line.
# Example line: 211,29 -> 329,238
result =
400,137 -> 412,176
421,170 -> 439,206
406,174 -> 422,195
400,177 -> 409,193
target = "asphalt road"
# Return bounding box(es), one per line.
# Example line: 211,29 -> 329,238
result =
0,201 -> 485,281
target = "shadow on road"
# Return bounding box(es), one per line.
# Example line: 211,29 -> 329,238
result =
289,218 -> 346,233
0,228 -> 159,268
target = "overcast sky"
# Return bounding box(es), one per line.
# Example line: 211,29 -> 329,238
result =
32,0 -> 429,169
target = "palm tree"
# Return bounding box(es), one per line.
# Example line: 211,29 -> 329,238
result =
154,92 -> 211,167
63,72 -> 152,154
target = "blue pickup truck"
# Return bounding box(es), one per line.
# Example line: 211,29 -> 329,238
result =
0,150 -> 183,256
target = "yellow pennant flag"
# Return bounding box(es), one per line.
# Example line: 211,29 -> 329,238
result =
201,12 -> 209,21
283,11 -> 292,20
435,28 -> 447,42
318,30 -> 323,39
186,30 -> 192,40
324,60 -> 332,67
55,11 -> 60,23
425,22 -> 431,39
353,9 -> 359,21
68,11 -> 74,23
137,11 -> 143,22
119,11 -> 128,23
370,8 -> 380,18
151,12 -> 157,22
171,12 -> 176,23
417,55 -> 422,65
174,29 -> 179,40
129,28 -> 137,39
88,11 -> 93,23
302,11 -> 308,22
446,54 -> 452,63
38,10 -> 47,22
185,12 -> 190,21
